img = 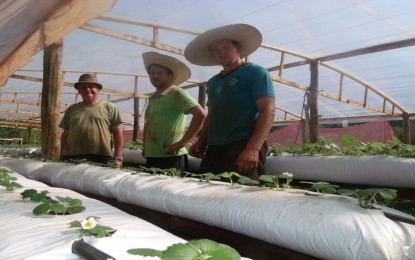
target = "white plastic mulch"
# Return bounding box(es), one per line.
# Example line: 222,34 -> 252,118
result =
0,169 -> 187,260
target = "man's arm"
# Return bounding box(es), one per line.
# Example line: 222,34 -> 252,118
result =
166,105 -> 207,154
142,122 -> 147,157
188,113 -> 209,158
60,129 -> 69,161
112,123 -> 124,164
236,96 -> 275,173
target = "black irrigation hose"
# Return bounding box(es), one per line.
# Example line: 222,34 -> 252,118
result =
72,239 -> 116,260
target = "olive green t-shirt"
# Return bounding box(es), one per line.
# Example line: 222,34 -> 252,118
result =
59,101 -> 123,157
144,86 -> 199,157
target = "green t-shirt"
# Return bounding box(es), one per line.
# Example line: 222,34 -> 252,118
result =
144,86 -> 199,157
59,101 -> 123,157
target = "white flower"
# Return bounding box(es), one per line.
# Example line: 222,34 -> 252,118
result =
282,172 -> 293,178
81,217 -> 98,230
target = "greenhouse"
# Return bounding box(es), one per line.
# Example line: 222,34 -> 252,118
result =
1,0 -> 415,259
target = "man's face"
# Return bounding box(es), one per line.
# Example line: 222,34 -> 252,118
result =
77,83 -> 101,104
209,39 -> 241,66
149,65 -> 174,89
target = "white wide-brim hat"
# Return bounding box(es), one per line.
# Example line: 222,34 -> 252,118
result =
142,52 -> 191,86
184,24 -> 262,66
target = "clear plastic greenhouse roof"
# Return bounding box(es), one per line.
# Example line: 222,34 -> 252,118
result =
2,0 -> 415,130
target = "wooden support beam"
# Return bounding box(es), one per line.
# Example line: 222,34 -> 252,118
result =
279,52 -> 285,78
198,83 -> 207,109
272,76 -> 397,115
0,0 -> 116,86
403,112 -> 411,144
153,27 -> 159,48
308,61 -> 319,143
81,23 -> 184,55
275,106 -> 302,120
96,15 -> 202,36
318,37 -> 415,62
41,40 -> 63,161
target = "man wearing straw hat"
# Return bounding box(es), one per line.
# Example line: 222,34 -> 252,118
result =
142,52 -> 206,172
184,24 -> 275,180
60,74 -> 124,167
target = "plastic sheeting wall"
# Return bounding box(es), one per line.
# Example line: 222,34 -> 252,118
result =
1,156 -> 415,259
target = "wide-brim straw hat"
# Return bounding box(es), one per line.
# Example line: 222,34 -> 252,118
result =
142,52 -> 191,86
74,74 -> 103,89
184,24 -> 262,66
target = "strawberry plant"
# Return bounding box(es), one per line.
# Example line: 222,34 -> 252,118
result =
188,172 -> 220,182
338,188 -> 397,208
260,172 -> 293,190
128,239 -> 240,260
217,172 -> 242,185
300,181 -> 339,195
21,189 -> 85,215
69,216 -> 116,238
0,167 -> 22,191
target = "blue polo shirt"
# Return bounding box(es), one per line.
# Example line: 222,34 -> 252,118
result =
206,63 -> 275,145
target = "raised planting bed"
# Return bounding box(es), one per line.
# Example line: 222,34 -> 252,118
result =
1,156 -> 414,259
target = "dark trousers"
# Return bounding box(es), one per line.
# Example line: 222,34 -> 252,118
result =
199,139 -> 268,180
62,154 -> 112,165
146,154 -> 189,172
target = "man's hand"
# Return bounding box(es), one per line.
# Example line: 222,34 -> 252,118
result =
114,160 -> 122,168
235,147 -> 259,173
113,157 -> 123,168
188,141 -> 207,158
165,141 -> 185,155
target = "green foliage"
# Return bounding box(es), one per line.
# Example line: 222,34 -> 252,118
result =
260,173 -> 293,190
21,189 -> 86,215
134,166 -> 182,177
237,176 -> 260,186
68,216 -> 115,238
124,140 -> 143,150
0,167 -> 22,191
217,172 -> 242,185
187,172 -> 221,182
0,127 -> 41,146
338,188 -> 397,208
268,135 -> 415,158
21,189 -> 49,202
300,181 -> 339,195
128,239 -> 241,260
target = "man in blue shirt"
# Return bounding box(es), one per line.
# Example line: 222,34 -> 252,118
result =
184,24 -> 275,180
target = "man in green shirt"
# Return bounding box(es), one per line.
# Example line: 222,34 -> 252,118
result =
142,52 -> 206,172
60,74 -> 124,166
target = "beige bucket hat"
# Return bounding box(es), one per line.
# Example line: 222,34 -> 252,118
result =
184,24 -> 262,66
142,52 -> 191,86
74,74 -> 103,89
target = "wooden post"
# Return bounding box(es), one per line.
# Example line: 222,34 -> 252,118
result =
302,104 -> 310,144
41,39 -> 63,160
27,126 -> 32,145
308,61 -> 319,143
403,112 -> 411,144
133,76 -> 140,141
198,83 -> 206,109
